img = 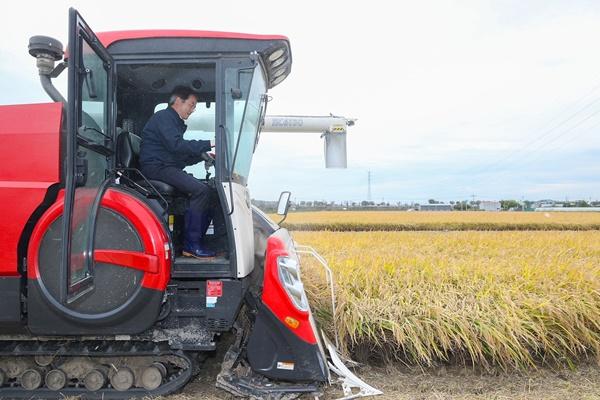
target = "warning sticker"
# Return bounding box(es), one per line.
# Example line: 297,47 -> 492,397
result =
207,280 -> 223,297
164,243 -> 170,259
206,296 -> 217,308
276,361 -> 295,371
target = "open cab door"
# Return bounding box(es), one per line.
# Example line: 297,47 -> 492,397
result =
28,8 -> 167,335
61,8 -> 115,304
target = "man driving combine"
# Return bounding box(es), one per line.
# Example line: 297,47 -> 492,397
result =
139,86 -> 222,258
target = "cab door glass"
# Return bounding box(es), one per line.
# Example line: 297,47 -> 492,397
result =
68,36 -> 111,300
231,66 -> 266,183
224,65 -> 266,185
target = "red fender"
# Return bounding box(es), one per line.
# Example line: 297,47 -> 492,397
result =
28,188 -> 171,291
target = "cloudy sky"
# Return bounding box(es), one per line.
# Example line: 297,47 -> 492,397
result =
2,1 -> 600,203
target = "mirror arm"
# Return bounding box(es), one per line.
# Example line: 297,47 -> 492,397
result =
278,212 -> 288,225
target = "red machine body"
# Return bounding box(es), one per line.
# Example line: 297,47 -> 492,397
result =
0,103 -> 61,276
0,7 -> 328,398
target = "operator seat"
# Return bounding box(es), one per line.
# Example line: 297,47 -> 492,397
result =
115,130 -> 177,196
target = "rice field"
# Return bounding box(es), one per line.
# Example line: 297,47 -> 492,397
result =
293,230 -> 600,370
278,211 -> 600,231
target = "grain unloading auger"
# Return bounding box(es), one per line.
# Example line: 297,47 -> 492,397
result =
0,7 -> 381,399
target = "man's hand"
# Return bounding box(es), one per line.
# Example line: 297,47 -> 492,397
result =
200,152 -> 215,168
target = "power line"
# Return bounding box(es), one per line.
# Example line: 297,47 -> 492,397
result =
464,92 -> 600,177
427,81 -> 600,197
445,77 -> 600,181
468,107 -> 600,188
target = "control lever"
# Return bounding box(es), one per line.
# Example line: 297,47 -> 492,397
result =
201,152 -> 215,180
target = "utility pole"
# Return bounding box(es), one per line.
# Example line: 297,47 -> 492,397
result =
367,170 -> 372,202
471,194 -> 476,211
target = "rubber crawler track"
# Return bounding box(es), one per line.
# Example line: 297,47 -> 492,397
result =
0,339 -> 194,399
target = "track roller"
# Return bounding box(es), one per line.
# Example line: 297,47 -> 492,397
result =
152,361 -> 167,378
45,369 -> 67,391
110,367 -> 134,391
83,369 -> 106,391
141,365 -> 164,390
34,355 -> 54,367
20,369 -> 42,390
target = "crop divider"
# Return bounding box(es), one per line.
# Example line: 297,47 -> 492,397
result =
295,245 -> 339,349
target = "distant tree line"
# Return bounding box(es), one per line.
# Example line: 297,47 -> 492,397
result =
251,198 -> 600,213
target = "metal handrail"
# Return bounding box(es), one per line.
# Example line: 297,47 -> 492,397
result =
296,244 -> 383,399
295,244 -> 340,349
115,168 -> 169,215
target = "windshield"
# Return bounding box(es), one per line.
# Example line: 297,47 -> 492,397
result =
224,64 -> 267,185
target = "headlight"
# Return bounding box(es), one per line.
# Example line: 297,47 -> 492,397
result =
277,256 -> 309,312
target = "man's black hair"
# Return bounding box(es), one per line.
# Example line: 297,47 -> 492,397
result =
168,86 -> 199,106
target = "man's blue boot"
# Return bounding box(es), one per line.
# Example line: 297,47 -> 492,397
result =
183,210 -> 216,258
182,244 -> 216,258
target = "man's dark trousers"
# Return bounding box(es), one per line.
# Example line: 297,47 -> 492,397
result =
141,165 -> 224,250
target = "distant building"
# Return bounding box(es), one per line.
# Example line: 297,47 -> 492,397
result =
534,207 -> 600,212
533,200 -> 556,208
418,204 -> 453,211
479,200 -> 501,212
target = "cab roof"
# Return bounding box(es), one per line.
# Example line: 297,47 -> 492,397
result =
96,30 -> 289,47
96,30 -> 292,89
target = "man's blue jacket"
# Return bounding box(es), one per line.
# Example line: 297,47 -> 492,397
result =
139,106 -> 211,170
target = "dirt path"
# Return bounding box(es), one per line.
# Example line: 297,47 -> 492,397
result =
174,354 -> 600,400
330,364 -> 600,400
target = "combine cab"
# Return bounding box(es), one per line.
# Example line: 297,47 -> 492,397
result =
0,7 -> 379,399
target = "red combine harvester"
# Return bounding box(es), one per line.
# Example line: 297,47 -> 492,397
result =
0,7 -> 380,399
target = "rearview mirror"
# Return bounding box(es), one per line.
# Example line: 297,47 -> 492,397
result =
277,191 -> 291,224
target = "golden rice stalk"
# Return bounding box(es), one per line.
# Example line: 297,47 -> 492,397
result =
295,231 -> 600,370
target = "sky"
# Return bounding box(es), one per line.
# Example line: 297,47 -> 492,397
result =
2,1 -> 600,204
